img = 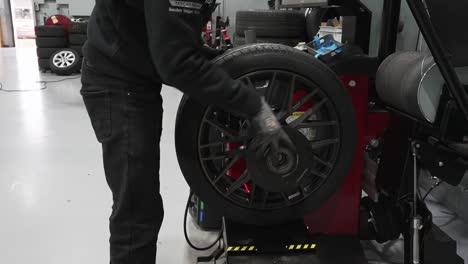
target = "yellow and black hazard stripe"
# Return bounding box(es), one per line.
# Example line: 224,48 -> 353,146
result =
287,244 -> 317,251
227,245 -> 257,252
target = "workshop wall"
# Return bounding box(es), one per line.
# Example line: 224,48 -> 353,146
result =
360,0 -> 421,56
360,0 -> 383,57
0,0 -> 15,46
34,0 -> 93,24
396,0 -> 419,52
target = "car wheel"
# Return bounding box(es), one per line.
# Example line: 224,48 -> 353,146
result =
49,49 -> 80,76
175,44 -> 358,225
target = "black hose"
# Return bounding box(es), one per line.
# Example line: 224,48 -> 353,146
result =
184,191 -> 223,251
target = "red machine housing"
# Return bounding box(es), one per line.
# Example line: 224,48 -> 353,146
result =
305,74 -> 391,235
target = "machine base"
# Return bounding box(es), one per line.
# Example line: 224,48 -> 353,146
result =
197,219 -> 368,264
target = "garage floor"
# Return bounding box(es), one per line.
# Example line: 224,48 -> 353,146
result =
0,48 -> 466,264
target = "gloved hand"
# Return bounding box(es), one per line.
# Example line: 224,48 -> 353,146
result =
201,44 -> 226,60
249,98 -> 296,158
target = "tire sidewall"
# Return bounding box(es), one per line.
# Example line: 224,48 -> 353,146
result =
176,44 -> 357,225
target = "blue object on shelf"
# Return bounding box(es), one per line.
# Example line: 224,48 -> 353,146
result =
307,34 -> 344,59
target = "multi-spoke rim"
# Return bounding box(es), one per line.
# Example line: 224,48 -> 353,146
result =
198,70 -> 342,210
52,51 -> 76,68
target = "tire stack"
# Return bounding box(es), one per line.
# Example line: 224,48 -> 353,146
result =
35,26 -> 68,70
234,10 -> 307,47
69,21 -> 88,60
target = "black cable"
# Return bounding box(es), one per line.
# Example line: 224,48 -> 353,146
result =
422,180 -> 441,201
0,76 -> 80,92
184,191 -> 223,251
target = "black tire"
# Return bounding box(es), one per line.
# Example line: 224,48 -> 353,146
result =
69,34 -> 87,45
306,8 -> 326,41
49,48 -> 80,76
69,22 -> 88,34
76,57 -> 83,72
236,10 -> 306,38
70,45 -> 83,57
38,58 -> 50,69
36,37 -> 68,48
233,35 -> 304,47
37,48 -> 61,59
35,25 -> 66,37
175,44 -> 357,225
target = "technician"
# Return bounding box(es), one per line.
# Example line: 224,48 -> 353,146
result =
80,1 -> 292,263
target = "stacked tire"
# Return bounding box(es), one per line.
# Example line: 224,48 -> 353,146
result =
45,21 -> 87,76
69,21 -> 88,59
234,10 -> 307,47
35,25 -> 68,70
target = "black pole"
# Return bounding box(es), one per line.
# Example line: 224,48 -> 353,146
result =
407,0 -> 468,123
378,0 -> 401,61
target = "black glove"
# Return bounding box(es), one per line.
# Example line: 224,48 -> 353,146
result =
201,44 -> 226,60
249,98 -> 295,158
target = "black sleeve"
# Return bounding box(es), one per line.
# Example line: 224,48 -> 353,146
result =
200,44 -> 224,60
142,0 -> 262,118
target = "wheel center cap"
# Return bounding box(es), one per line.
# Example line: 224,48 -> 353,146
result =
246,127 -> 315,193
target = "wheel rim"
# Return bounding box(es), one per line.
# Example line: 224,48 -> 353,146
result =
52,51 -> 76,68
197,70 -> 342,210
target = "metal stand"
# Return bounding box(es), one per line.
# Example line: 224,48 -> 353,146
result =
197,218 -> 368,264
411,143 -> 423,264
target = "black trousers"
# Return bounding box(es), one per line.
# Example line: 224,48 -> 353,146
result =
81,60 -> 164,264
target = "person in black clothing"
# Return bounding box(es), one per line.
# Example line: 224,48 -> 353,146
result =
80,1 -> 293,263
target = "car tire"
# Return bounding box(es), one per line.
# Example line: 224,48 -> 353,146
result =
236,10 -> 306,38
69,22 -> 88,34
37,48 -> 61,59
35,25 -> 66,37
38,58 -> 50,69
306,8 -> 326,41
36,37 -> 68,48
175,44 -> 358,225
69,34 -> 87,45
70,45 -> 84,57
49,48 -> 80,76
233,35 -> 304,47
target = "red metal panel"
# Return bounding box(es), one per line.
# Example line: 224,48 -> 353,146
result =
305,74 -> 369,235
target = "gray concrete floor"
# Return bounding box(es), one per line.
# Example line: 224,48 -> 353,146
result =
1,48 -> 466,264
0,48 -> 216,264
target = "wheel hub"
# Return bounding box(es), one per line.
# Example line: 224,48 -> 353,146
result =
247,127 -> 316,193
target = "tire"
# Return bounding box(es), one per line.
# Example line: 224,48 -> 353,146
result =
175,44 -> 358,225
76,57 -> 83,73
49,48 -> 80,76
70,45 -> 83,57
233,35 -> 304,47
35,25 -> 66,37
306,8 -> 326,41
69,22 -> 88,34
69,34 -> 87,45
37,48 -> 61,59
38,58 -> 50,69
36,37 -> 68,48
236,10 -> 306,38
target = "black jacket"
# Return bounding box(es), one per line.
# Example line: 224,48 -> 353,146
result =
84,0 -> 261,117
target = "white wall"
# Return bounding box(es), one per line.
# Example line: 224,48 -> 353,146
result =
68,0 -> 93,16
360,0 -> 383,57
34,0 -> 94,19
359,0 -> 421,56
